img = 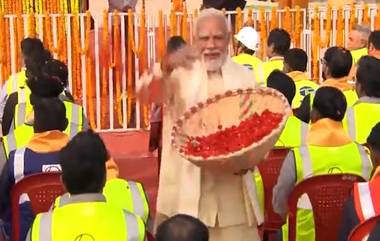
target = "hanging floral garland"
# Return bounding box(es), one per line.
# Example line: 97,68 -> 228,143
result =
294,6 -> 301,48
259,7 -> 267,60
336,7 -> 344,47
181,7 -> 188,42
321,5 -> 332,48
312,6 -> 320,81
112,10 -> 123,126
157,10 -> 165,62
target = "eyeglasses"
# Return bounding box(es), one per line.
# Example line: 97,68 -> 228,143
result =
320,58 -> 327,65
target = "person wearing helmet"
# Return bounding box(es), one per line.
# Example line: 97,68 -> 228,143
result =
232,26 -> 262,72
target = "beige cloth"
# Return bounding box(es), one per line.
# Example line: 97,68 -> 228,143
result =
156,58 -> 260,240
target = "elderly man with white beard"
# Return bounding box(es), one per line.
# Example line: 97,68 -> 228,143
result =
142,8 -> 260,241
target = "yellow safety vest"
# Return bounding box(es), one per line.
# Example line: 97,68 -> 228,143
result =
343,97 -> 380,144
3,102 -> 84,157
256,57 -> 284,87
54,179 -> 150,224
292,80 -> 318,109
14,90 -> 83,137
253,167 -> 265,216
5,70 -> 27,96
2,124 -> 32,158
308,89 -> 359,114
281,143 -> 372,241
30,195 -> 145,241
351,48 -> 368,65
275,116 -> 308,148
232,53 -> 262,72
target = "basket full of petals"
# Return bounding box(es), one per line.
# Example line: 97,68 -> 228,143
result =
171,88 -> 292,173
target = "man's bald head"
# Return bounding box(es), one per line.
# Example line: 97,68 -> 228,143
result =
194,8 -> 230,72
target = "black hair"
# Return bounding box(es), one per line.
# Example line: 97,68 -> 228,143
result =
41,59 -> 69,88
367,122 -> 380,152
323,47 -> 353,78
25,49 -> 52,77
60,130 -> 109,194
33,97 -> 68,133
267,28 -> 291,56
356,56 -> 380,98
267,70 -> 296,105
368,31 -> 380,50
312,86 -> 347,121
237,41 -> 255,55
21,38 -> 44,59
166,36 -> 186,55
27,74 -> 65,98
284,48 -> 308,72
156,214 -> 209,241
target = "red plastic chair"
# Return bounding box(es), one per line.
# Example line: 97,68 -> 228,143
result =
287,174 -> 366,241
258,149 -> 289,233
349,215 -> 380,241
11,172 -> 65,241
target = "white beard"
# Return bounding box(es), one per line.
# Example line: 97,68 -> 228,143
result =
202,53 -> 227,72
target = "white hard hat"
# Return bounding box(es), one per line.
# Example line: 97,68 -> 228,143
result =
234,27 -> 260,51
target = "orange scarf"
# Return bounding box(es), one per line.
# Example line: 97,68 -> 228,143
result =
27,130 -> 119,179
287,71 -> 310,82
307,118 -> 352,147
27,130 -> 69,153
322,76 -> 354,91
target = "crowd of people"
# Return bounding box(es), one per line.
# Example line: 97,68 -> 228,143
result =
0,6 -> 379,241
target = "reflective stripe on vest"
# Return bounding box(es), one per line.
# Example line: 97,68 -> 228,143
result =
69,104 -> 80,138
298,144 -> 371,180
344,99 -> 380,144
356,182 -> 376,221
243,170 -> 264,225
129,182 -> 146,222
4,131 -> 17,157
56,180 -> 149,223
14,148 -> 26,183
346,107 -> 356,141
16,89 -> 27,127
33,207 -> 143,241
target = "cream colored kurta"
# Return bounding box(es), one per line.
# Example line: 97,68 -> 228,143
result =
156,58 -> 260,241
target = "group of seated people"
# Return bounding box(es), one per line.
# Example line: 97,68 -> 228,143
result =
0,38 -> 150,241
231,24 -> 380,240
1,18 -> 380,241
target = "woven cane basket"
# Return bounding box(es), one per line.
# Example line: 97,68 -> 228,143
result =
171,88 -> 291,173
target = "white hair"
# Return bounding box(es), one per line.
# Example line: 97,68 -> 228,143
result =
195,8 -> 229,36
353,24 -> 371,41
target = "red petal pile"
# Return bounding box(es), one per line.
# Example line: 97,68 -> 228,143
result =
182,109 -> 283,159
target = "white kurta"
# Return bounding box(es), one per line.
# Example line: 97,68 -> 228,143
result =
156,58 -> 261,241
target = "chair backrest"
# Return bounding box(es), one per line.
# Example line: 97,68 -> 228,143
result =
287,174 -> 366,241
349,215 -> 380,241
11,172 -> 65,241
257,148 -> 289,231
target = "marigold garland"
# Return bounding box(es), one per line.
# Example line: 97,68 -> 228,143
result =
336,8 -> 344,47
376,5 -> 380,30
259,7 -> 267,60
101,10 -> 109,126
270,7 -> 277,31
16,13 -> 24,70
170,9 -> 177,37
363,3 -> 370,25
321,5 -> 332,48
112,10 -> 123,126
349,4 -> 356,31
181,7 -> 188,42
157,10 -> 165,62
4,18 -> 10,81
27,12 -> 36,37
57,12 -> 67,63
77,11 -> 95,128
293,6 -> 301,48
71,12 -> 81,102
283,7 -> 291,35
312,6 -> 320,81
235,7 -> 243,34
0,13 -> 5,84
247,8 -> 253,27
